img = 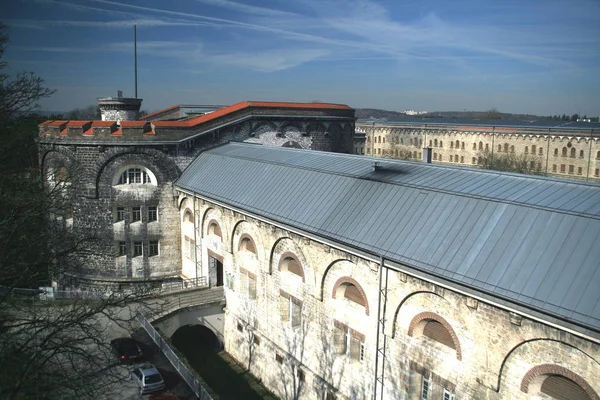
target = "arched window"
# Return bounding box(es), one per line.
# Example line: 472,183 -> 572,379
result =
554,148 -> 559,156
238,236 -> 256,254
116,167 -> 156,185
539,147 -> 543,155
524,146 -> 529,154
479,141 -> 483,150
460,156 -> 464,163
521,364 -> 598,400
279,255 -> 304,280
498,144 -> 502,152
510,145 -> 514,153
207,221 -> 222,238
570,147 -> 576,157
504,143 -> 509,152
473,142 -> 476,150
450,141 -> 454,149
597,151 -> 600,159
455,140 -> 460,148
408,312 -> 461,359
439,141 -> 443,147
434,139 -> 438,147
580,150 -> 585,158
532,145 -> 536,154
332,277 -> 369,315
562,147 -> 568,157
472,157 -> 476,164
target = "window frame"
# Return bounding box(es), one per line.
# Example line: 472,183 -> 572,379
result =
333,320 -> 365,363
115,207 -> 125,222
117,241 -> 126,257
132,206 -> 141,222
280,290 -> 302,329
133,241 -> 143,257
147,206 -> 158,222
148,240 -> 159,257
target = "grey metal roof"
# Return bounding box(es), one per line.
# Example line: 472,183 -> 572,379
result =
176,143 -> 600,336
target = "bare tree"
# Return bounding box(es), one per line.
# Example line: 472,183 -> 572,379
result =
477,149 -> 544,175
0,23 -> 149,399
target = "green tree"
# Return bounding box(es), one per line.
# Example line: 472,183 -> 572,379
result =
67,104 -> 101,120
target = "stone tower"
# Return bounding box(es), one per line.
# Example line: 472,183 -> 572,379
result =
97,90 -> 143,122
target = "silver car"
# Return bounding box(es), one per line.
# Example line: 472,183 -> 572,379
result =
130,363 -> 165,395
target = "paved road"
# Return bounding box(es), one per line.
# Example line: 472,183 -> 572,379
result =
100,328 -> 198,400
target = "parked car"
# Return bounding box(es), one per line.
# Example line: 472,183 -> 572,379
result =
110,337 -> 143,363
130,363 -> 166,395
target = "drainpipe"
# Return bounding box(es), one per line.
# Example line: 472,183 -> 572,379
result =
193,196 -> 199,283
586,129 -> 593,181
545,130 -> 551,176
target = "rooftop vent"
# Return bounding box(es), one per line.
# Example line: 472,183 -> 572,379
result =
372,161 -> 381,171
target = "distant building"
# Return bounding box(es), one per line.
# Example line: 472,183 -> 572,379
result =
403,110 -> 428,116
357,120 -> 600,182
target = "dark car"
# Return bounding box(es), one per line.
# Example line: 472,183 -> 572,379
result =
110,337 -> 143,363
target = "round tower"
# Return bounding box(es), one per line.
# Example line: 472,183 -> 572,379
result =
97,90 -> 142,122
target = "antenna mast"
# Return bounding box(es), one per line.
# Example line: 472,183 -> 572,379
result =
134,25 -> 138,99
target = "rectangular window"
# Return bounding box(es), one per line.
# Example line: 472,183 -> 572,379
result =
115,207 -> 125,222
147,206 -> 157,222
133,241 -> 143,257
443,388 -> 455,400
333,321 -> 364,362
240,268 -> 257,300
132,206 -> 141,222
560,164 -> 566,173
366,148 -> 371,154
184,236 -> 195,261
577,167 -> 583,175
421,376 -> 429,400
117,241 -> 126,256
280,291 -> 302,328
149,240 -> 159,257
552,164 -> 557,172
568,165 -> 574,174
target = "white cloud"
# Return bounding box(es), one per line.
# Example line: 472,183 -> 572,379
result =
207,48 -> 328,72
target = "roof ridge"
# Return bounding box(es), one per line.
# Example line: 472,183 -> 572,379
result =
209,144 -> 600,220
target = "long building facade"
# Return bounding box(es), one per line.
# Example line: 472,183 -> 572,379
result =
38,99 -> 355,288
175,143 -> 600,400
356,121 -> 600,183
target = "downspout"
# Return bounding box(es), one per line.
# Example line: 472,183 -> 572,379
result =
193,196 -> 199,282
586,129 -> 593,181
545,129 -> 551,176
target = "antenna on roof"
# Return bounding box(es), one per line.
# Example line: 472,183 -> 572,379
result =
134,25 -> 138,99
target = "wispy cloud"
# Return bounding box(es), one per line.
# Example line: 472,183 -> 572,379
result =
5,18 -> 208,29
207,48 -> 328,72
194,0 -> 299,18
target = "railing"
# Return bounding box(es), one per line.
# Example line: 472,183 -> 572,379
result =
137,313 -> 218,400
159,276 -> 208,293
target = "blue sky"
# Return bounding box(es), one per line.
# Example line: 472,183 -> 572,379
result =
2,0 -> 599,115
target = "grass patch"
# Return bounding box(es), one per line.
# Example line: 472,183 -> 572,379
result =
172,325 -> 277,400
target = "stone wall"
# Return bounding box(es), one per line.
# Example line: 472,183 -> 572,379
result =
359,123 -> 600,183
178,192 -> 600,400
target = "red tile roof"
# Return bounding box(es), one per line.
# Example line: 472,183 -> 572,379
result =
92,121 -> 116,127
39,101 -> 354,131
112,128 -> 122,136
39,120 -> 54,126
66,120 -> 91,127
120,121 -> 148,127
140,104 -> 180,120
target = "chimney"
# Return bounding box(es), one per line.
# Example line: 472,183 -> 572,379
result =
423,147 -> 432,163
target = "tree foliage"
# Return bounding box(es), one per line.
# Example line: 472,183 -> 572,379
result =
477,149 -> 544,175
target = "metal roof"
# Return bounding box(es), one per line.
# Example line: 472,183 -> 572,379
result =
176,143 -> 600,337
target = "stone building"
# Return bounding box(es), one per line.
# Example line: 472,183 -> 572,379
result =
357,121 -> 600,183
38,99 -> 356,288
175,143 -> 600,400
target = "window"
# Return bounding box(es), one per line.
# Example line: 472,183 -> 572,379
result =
421,376 -> 430,400
562,147 -> 568,157
580,150 -> 584,158
554,148 -> 559,156
132,207 -> 141,222
382,137 -> 385,143
367,148 -> 371,154
569,165 -> 574,174
184,236 -> 195,261
479,141 -> 483,150
472,143 -> 476,150
333,321 -> 365,363
450,142 -> 454,149
524,146 -> 529,154
570,147 -> 576,158
434,139 -> 438,147
472,157 -> 476,164
280,256 -> 304,279
117,167 -> 153,185
443,388 -> 455,400
498,144 -> 502,152
433,153 -> 438,160
133,241 -> 143,257
208,221 -> 222,238
595,168 -> 599,177
485,143 -> 489,151
149,240 -> 159,257
147,206 -> 157,222
460,156 -> 464,163
510,145 -> 514,153
429,140 -> 432,147
456,140 -> 460,148
531,145 -> 536,154
577,167 -> 582,175
325,390 -> 337,400
504,143 -> 509,152
423,320 -> 456,350
240,268 -> 257,300
597,151 -> 600,159
377,148 -> 381,155
116,207 -> 125,222
552,164 -> 557,172
280,291 -> 302,328
461,142 -> 465,149
560,164 -> 566,173
239,236 -> 256,254
539,147 -> 543,155
439,141 -> 443,147
117,241 -> 126,256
